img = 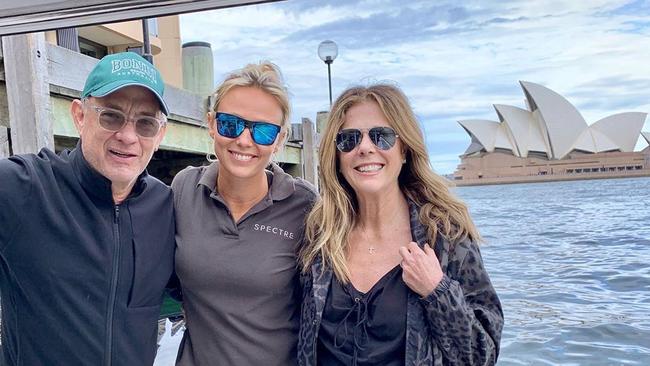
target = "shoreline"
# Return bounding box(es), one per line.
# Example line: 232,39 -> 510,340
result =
452,170 -> 650,187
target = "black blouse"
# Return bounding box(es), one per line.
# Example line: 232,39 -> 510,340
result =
317,264 -> 408,366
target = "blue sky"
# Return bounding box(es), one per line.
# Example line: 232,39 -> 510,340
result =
179,0 -> 650,174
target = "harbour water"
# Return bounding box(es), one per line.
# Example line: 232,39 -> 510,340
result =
156,176 -> 650,365
457,177 -> 650,365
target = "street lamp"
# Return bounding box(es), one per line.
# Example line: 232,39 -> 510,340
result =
141,19 -> 153,63
318,40 -> 338,107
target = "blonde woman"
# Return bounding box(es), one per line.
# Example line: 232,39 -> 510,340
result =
171,62 -> 317,365
298,84 -> 503,365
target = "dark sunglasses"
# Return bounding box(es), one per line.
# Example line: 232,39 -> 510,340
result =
86,103 -> 164,138
215,112 -> 281,146
335,127 -> 399,153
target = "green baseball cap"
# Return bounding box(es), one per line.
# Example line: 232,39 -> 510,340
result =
81,52 -> 170,115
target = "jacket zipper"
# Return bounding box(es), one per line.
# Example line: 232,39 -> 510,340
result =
105,205 -> 121,366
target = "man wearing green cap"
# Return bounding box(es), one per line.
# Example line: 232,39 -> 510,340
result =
0,52 -> 175,366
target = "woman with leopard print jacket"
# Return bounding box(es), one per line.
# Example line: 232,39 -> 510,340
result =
298,84 -> 503,366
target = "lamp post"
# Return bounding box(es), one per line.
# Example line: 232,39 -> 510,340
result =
141,19 -> 153,63
318,40 -> 338,107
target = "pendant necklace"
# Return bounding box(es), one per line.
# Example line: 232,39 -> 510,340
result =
357,223 -> 375,254
358,203 -> 408,255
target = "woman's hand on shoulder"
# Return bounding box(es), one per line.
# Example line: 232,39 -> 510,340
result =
399,241 -> 443,297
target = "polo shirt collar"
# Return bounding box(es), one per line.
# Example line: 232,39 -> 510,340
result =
267,162 -> 295,201
197,161 -> 295,201
197,161 -> 219,191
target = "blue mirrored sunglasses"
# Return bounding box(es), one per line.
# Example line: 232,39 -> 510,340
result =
216,112 -> 281,146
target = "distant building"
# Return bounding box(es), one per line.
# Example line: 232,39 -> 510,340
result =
454,81 -> 650,186
44,17 -> 183,89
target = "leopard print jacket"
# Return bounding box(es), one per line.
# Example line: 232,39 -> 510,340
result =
297,201 -> 504,365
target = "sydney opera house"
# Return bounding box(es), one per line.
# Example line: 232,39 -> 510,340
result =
453,81 -> 650,186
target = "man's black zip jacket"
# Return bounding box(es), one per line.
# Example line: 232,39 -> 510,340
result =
0,146 -> 175,366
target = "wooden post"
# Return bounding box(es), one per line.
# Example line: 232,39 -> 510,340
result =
301,117 -> 318,189
0,126 -> 9,158
2,33 -> 54,154
316,111 -> 329,135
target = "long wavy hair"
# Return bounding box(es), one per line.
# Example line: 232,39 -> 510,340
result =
300,84 -> 481,282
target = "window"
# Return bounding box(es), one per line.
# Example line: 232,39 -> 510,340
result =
56,28 -> 79,52
147,18 -> 159,37
78,37 -> 107,59
127,46 -> 144,56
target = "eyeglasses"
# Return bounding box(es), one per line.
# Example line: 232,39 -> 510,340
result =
215,112 -> 281,146
335,127 -> 399,153
86,103 -> 164,138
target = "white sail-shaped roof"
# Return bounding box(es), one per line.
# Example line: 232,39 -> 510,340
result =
572,130 -> 596,152
458,119 -> 514,153
530,110 -> 552,155
459,81 -> 647,160
591,129 -> 620,152
590,112 -> 647,152
463,137 -> 484,155
643,132 -> 650,145
494,104 -> 549,157
458,120 -> 499,152
495,123 -> 516,151
520,81 -> 587,159
573,129 -> 619,153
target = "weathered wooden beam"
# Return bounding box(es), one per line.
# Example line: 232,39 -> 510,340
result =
0,81 -> 9,128
0,0 -> 285,36
301,117 -> 318,188
47,43 -> 96,93
316,111 -> 328,135
289,123 -> 303,143
49,94 -> 214,155
47,43 -> 207,125
2,33 -> 54,154
0,126 -> 9,157
165,84 -> 207,126
275,142 -> 302,165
